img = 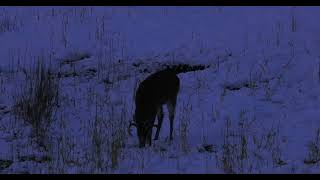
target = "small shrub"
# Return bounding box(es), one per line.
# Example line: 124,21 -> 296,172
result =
304,128 -> 320,165
13,60 -> 59,150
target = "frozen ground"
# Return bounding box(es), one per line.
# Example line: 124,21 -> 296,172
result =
1,6 -> 320,173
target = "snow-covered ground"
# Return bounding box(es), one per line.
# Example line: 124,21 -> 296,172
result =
1,6 -> 320,173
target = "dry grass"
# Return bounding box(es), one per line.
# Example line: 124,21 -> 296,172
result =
219,109 -> 285,173
304,128 -> 320,165
13,60 -> 59,150
86,92 -> 128,173
179,100 -> 192,154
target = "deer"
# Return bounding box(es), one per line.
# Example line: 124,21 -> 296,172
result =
128,64 -> 208,148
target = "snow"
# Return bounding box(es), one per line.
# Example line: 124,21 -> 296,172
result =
0,6 -> 320,173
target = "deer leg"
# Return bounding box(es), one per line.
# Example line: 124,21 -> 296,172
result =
147,127 -> 152,146
154,106 -> 164,140
167,98 -> 177,141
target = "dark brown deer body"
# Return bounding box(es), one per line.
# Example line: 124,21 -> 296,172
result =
135,69 -> 179,148
130,64 -> 208,148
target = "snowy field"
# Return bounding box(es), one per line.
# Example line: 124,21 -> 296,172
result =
1,6 -> 320,173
